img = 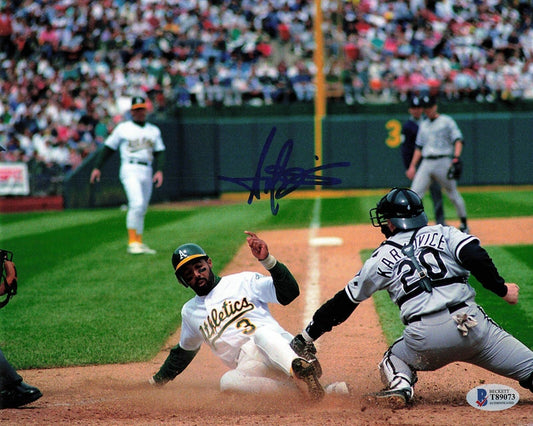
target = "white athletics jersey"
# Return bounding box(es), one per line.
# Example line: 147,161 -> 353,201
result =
179,272 -> 288,368
345,225 -> 478,324
415,114 -> 463,158
104,120 -> 165,164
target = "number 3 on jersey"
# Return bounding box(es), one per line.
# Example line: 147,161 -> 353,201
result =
236,318 -> 256,335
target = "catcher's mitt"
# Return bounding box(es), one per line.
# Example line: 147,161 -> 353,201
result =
447,157 -> 463,180
0,249 -> 17,308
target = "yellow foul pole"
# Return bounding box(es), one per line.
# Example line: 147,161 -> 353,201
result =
313,0 -> 326,190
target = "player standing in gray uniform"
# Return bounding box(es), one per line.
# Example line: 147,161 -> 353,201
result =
406,95 -> 469,233
290,188 -> 533,408
90,96 -> 166,255
401,96 -> 445,225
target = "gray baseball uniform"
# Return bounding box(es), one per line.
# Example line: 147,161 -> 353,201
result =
348,225 -> 533,391
299,222 -> 533,399
411,114 -> 467,220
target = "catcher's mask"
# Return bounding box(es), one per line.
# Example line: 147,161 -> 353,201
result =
172,243 -> 209,287
370,187 -> 428,231
0,249 -> 17,308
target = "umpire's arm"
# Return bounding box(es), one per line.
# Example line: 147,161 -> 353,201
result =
406,148 -> 422,180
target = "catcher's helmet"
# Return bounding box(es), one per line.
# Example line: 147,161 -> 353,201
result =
370,188 -> 428,230
172,243 -> 209,287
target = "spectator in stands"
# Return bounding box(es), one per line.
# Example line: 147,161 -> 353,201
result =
2,0 -> 533,198
290,61 -> 314,102
0,6 -> 14,58
271,61 -> 293,104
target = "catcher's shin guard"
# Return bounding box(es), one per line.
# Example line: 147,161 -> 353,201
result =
378,350 -> 416,397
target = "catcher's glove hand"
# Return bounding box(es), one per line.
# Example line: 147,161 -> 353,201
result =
0,249 -> 17,309
290,334 -> 322,378
447,157 -> 463,180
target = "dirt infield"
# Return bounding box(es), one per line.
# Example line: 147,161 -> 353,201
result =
2,218 -> 532,425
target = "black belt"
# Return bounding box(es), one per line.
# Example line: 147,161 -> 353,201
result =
405,301 -> 468,325
397,276 -> 468,308
128,159 -> 150,166
423,155 -> 449,160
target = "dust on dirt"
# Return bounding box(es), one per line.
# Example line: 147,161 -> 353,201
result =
2,218 -> 532,425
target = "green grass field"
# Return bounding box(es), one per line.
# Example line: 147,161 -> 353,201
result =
1,188 -> 532,369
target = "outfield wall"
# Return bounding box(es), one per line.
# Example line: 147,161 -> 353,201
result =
64,112 -> 533,209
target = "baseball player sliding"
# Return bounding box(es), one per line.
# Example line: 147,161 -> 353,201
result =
290,188 -> 533,408
90,96 -> 166,255
149,231 -> 349,400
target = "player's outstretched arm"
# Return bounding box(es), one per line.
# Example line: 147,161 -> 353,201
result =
149,345 -> 199,387
245,231 -> 299,305
245,231 -> 269,261
296,289 -> 358,343
458,240 -> 509,298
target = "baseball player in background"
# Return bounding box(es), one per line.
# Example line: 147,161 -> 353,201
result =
149,231 -> 349,400
290,188 -> 533,408
90,96 -> 166,254
406,95 -> 469,233
401,96 -> 445,225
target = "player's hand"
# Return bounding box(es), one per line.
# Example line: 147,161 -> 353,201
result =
405,166 -> 416,180
153,171 -> 163,188
90,169 -> 101,183
503,283 -> 519,305
245,231 -> 269,260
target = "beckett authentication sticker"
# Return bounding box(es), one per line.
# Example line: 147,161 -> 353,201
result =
466,384 -> 519,411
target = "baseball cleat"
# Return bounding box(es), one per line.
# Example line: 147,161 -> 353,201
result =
324,381 -> 351,396
139,243 -> 156,254
289,334 -> 322,378
299,346 -> 322,378
366,388 -> 412,409
127,242 -> 144,254
291,358 -> 325,401
459,224 -> 470,234
127,242 -> 156,255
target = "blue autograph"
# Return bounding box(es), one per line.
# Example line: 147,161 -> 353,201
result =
218,126 -> 351,215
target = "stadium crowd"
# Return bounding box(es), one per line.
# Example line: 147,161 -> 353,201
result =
1,0 -> 533,195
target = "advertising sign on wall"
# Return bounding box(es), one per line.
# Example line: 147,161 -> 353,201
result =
0,162 -> 30,196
